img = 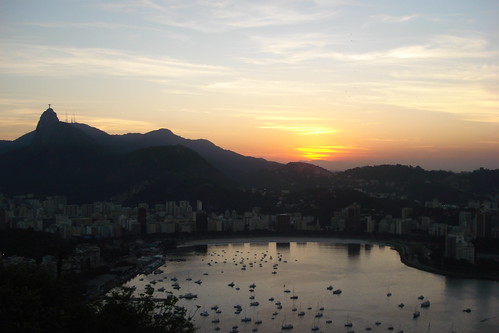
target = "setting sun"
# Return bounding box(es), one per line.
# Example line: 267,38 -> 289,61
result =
295,146 -> 353,160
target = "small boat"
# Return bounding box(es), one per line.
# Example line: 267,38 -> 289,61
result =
241,317 -> 252,322
418,295 -> 424,300
200,310 -> 209,317
179,292 -> 197,299
250,283 -> 256,288
282,323 -> 293,330
413,311 -> 420,319
333,289 -> 342,295
298,311 -> 305,316
195,279 -> 202,284
228,282 -> 235,287
463,308 -> 471,313
398,303 -> 405,308
326,285 -> 333,290
255,312 -> 263,325
421,300 -> 430,308
344,314 -> 352,327
250,301 -> 260,306
211,318 -> 220,323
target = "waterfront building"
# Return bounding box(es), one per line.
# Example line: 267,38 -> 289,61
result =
366,216 -> 376,233
473,210 -> 492,238
276,214 -> 292,232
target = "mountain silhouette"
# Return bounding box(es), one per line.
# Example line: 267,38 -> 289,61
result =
0,106 -> 321,205
1,107 -> 497,207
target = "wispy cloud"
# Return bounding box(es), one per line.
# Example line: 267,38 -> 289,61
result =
97,0 -> 342,32
370,14 -> 419,23
0,43 -> 230,80
24,21 -> 190,42
204,78 -> 327,96
242,33 -> 496,65
258,124 -> 336,135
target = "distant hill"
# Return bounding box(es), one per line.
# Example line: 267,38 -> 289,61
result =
249,162 -> 334,190
71,122 -> 281,181
336,164 -> 499,205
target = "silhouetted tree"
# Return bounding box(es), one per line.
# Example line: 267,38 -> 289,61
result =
0,264 -> 194,333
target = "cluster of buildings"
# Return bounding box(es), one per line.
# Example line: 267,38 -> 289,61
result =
329,202 -> 498,264
1,193 -> 498,266
0,194 -> 321,238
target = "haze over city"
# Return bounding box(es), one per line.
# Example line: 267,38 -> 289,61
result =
1,0 -> 498,171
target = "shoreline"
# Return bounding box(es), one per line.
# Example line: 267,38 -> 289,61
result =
387,241 -> 499,282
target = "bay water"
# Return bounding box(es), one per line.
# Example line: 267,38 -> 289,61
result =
127,237 -> 499,333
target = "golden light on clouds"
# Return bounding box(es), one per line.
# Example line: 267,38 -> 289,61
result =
76,116 -> 156,135
259,124 -> 336,135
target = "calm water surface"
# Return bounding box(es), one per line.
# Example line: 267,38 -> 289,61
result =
127,238 -> 499,333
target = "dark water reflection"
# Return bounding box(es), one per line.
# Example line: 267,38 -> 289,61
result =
128,238 -> 498,333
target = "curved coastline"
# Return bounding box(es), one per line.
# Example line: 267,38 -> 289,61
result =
385,240 -> 499,282
174,234 -> 499,281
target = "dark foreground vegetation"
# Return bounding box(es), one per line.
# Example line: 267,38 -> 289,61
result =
0,264 -> 195,333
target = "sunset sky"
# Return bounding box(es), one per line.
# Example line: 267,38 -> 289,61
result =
1,0 -> 498,171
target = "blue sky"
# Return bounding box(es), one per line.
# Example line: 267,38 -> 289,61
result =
1,0 -> 498,170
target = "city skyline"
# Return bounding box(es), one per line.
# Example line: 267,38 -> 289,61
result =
1,0 -> 498,171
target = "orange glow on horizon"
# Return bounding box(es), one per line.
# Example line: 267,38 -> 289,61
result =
295,146 -> 355,161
